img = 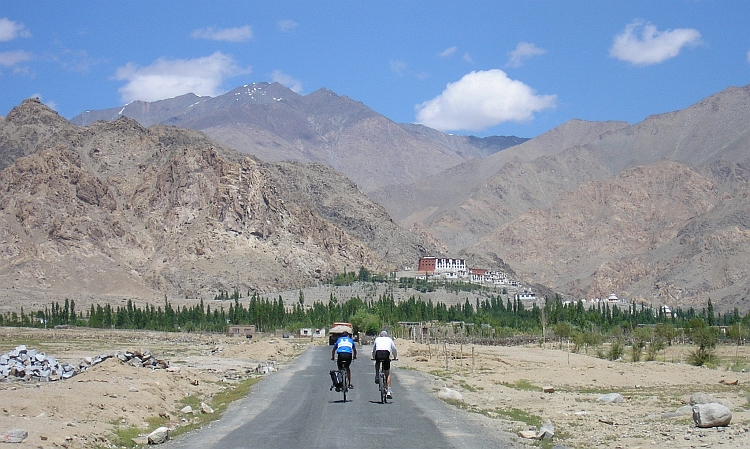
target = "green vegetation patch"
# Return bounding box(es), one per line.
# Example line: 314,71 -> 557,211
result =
499,378 -> 538,391
111,375 -> 262,447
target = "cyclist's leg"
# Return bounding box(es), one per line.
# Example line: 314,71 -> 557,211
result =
382,357 -> 392,389
374,360 -> 381,382
344,358 -> 353,386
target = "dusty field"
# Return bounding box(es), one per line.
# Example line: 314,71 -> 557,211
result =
396,339 -> 750,448
2,328 -> 750,448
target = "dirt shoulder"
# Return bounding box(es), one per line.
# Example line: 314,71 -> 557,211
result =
397,340 -> 750,448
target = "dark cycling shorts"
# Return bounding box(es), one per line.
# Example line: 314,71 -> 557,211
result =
374,350 -> 391,371
336,352 -> 353,370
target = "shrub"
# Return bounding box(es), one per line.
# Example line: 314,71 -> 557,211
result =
607,340 -> 624,361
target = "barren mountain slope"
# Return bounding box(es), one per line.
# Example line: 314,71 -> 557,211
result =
466,160 -> 750,309
72,83 -> 526,193
584,85 -> 750,173
370,120 -> 629,252
263,161 -> 438,269
370,120 -> 628,224
0,99 -> 433,308
71,93 -> 210,128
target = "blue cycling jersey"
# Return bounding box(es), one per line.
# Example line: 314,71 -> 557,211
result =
334,336 -> 355,353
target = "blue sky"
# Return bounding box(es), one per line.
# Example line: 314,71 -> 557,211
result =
1,1 -> 749,138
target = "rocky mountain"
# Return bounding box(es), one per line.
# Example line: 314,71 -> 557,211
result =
370,119 -> 630,249
8,81 -> 750,313
0,99 -> 438,305
71,83 -> 528,192
379,85 -> 750,310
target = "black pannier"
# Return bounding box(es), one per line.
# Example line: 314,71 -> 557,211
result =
329,370 -> 343,389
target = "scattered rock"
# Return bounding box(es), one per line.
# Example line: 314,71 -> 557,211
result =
692,403 -> 732,428
662,405 -> 694,419
518,430 -> 537,439
597,393 -> 624,403
200,402 -> 214,414
180,405 -> 193,414
690,392 -> 717,405
437,387 -> 463,402
543,386 -> 555,393
147,427 -> 169,444
132,435 -> 149,446
2,429 -> 28,443
537,420 -> 555,440
719,378 -> 739,385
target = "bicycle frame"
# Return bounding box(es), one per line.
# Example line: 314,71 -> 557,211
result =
340,366 -> 349,402
378,368 -> 388,403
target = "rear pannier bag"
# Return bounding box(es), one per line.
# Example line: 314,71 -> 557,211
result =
330,370 -> 343,388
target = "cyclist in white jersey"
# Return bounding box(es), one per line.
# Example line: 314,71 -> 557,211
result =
371,330 -> 397,398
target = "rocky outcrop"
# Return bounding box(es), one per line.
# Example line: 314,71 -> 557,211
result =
0,99 -> 434,303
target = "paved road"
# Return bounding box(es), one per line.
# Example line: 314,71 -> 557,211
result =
165,345 -> 519,449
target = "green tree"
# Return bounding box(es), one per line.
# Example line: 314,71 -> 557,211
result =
687,324 -> 719,366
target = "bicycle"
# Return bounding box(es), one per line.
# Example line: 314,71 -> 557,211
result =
374,357 -> 396,404
330,356 -> 350,402
377,366 -> 388,403
340,365 -> 349,402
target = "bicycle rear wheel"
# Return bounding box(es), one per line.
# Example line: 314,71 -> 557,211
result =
379,371 -> 387,403
342,368 -> 348,402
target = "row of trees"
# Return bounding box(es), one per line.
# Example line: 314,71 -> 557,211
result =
2,289 -> 747,338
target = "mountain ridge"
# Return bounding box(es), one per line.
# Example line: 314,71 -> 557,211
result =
0,98 -> 439,306
71,82 -> 529,192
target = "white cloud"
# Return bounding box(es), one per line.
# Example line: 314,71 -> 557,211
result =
747,49 -> 750,64
0,49 -> 32,68
506,42 -> 546,68
610,20 -> 702,66
463,52 -> 474,64
0,18 -> 30,42
439,46 -> 457,58
414,69 -> 556,132
277,20 -> 298,32
271,70 -> 302,93
191,25 -> 252,42
390,60 -> 407,76
114,51 -> 251,103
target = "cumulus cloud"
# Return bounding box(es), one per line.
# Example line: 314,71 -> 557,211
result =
191,25 -> 252,42
610,20 -> 702,66
277,19 -> 298,32
414,69 -> 556,132
439,46 -> 457,58
506,42 -> 546,68
114,51 -> 251,103
0,17 -> 30,42
271,70 -> 302,93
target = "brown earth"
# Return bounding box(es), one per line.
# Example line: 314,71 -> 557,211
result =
2,328 -> 750,448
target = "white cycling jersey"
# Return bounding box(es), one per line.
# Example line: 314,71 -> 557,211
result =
372,336 -> 397,359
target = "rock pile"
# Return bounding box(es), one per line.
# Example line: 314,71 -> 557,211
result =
0,345 -> 75,382
0,345 -> 169,382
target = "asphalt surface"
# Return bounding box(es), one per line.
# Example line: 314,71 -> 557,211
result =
165,345 -> 520,449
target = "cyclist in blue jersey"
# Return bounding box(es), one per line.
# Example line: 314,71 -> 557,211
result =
331,330 -> 357,388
